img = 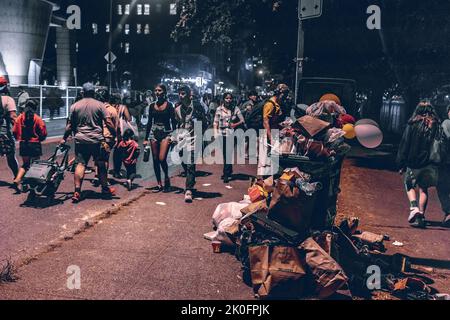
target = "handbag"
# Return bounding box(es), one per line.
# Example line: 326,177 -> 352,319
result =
429,129 -> 444,164
119,105 -> 139,139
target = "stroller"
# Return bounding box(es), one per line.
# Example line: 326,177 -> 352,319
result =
22,144 -> 71,199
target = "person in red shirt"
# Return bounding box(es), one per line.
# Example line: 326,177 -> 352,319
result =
12,99 -> 47,189
117,128 -> 140,191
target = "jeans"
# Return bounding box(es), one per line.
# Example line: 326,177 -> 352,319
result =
221,135 -> 233,178
180,149 -> 196,191
125,163 -> 137,180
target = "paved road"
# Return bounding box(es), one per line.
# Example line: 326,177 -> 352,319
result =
0,142 -> 448,299
0,135 -> 179,266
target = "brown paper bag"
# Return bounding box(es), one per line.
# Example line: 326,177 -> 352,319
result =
295,115 -> 331,138
268,180 -> 314,235
249,245 -> 307,299
299,238 -> 348,299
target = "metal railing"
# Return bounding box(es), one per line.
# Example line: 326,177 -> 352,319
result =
8,84 -> 82,121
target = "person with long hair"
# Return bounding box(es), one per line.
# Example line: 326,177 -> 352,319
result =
144,84 -> 176,192
397,101 -> 441,228
213,92 -> 245,183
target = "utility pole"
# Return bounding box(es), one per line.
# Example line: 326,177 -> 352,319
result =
294,0 -> 322,106
294,18 -> 304,106
108,0 -> 113,95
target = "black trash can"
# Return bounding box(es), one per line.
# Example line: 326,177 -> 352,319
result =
275,153 -> 346,230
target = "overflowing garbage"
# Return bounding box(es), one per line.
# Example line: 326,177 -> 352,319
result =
204,113 -> 444,300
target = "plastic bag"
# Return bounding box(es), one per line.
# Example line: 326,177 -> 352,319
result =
212,202 -> 248,228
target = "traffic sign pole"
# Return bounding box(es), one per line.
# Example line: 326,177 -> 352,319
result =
295,0 -> 322,106
108,0 -> 113,95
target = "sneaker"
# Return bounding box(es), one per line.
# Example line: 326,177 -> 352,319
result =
152,185 -> 163,193
12,181 -> 21,194
112,172 -> 123,179
442,214 -> 450,228
223,176 -> 230,184
411,213 -> 426,229
184,190 -> 193,203
92,177 -> 100,187
102,186 -> 116,198
163,179 -> 171,192
126,180 -> 132,191
408,207 -> 421,224
72,191 -> 81,203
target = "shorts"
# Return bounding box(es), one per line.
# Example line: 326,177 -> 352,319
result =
75,143 -> 109,165
19,141 -> 42,158
151,128 -> 170,142
404,165 -> 438,190
0,134 -> 15,156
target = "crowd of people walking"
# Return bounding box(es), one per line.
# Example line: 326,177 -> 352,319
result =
0,73 -> 449,228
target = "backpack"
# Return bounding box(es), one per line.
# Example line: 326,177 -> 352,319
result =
245,99 -> 274,130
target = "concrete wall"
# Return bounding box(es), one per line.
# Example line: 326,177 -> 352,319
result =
0,0 -> 53,84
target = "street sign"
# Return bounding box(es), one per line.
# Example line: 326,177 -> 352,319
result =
107,64 -> 116,72
104,51 -> 117,64
299,0 -> 322,20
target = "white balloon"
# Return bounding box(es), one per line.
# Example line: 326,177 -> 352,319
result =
355,118 -> 380,128
355,124 -> 383,148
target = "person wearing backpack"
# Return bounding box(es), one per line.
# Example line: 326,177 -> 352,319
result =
12,99 -> 47,190
397,101 -> 441,228
437,105 -> 450,227
214,92 -> 245,183
254,83 -> 290,177
0,76 -> 19,183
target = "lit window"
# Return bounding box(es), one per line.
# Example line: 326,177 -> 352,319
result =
170,3 -> 177,15
92,23 -> 98,34
76,43 -> 79,52
125,43 -> 130,54
156,3 -> 162,13
125,4 -> 130,15
137,4 -> 142,15
117,24 -> 123,32
144,4 -> 150,15
117,4 -> 122,15
106,24 -> 110,33
137,24 -> 142,34
144,24 -> 150,34
125,24 -> 130,35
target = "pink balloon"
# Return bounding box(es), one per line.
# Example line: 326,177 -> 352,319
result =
355,119 -> 380,128
355,124 -> 383,148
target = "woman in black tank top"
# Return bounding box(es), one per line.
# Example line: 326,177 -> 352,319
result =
144,84 -> 176,192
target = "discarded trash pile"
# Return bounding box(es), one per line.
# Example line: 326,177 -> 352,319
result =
205,116 -> 444,300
